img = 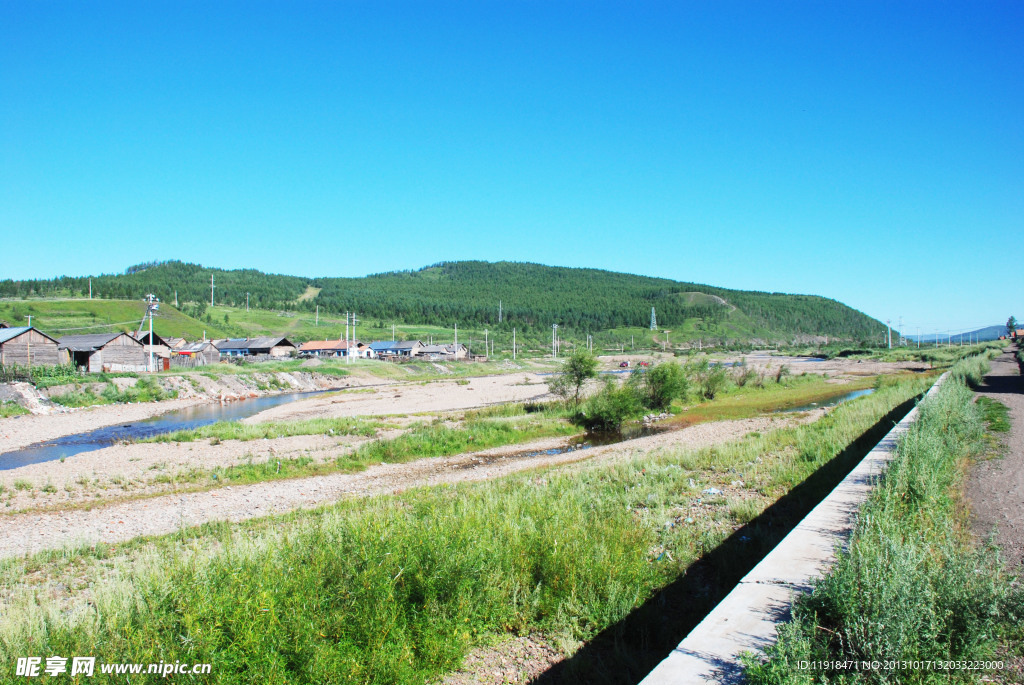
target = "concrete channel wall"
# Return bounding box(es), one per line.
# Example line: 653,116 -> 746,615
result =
640,372 -> 950,684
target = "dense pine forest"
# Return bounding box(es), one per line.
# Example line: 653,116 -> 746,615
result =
0,260 -> 885,340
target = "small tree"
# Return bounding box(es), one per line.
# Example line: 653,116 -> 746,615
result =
637,361 -> 689,409
1008,316 -> 1018,337
549,348 -> 599,408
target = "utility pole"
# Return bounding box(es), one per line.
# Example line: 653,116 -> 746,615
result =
392,323 -> 396,341
485,329 -> 488,356
315,305 -> 319,327
345,312 -> 349,351
210,274 -> 215,307
174,291 -> 178,308
351,312 -> 357,362
498,300 -> 502,323
513,328 -> 516,361
454,323 -> 458,346
886,319 -> 891,349
917,327 -> 921,349
552,324 -> 558,359
246,293 -> 249,312
89,278 -> 92,299
145,294 -> 159,373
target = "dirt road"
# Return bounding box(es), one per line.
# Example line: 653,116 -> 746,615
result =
967,348 -> 1024,570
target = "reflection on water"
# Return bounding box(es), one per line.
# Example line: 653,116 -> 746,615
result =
773,388 -> 875,413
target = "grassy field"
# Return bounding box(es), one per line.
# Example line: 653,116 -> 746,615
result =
144,416 -> 390,444
744,352 -> 1022,684
0,298 -> 232,340
666,373 -> 892,427
0,372 -> 933,684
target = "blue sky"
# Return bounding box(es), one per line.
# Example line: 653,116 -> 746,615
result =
2,1 -> 1021,335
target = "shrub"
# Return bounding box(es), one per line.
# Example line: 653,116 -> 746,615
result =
635,361 -> 689,409
578,378 -> 644,431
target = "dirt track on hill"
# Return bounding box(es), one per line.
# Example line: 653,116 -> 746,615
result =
967,348 -> 1024,570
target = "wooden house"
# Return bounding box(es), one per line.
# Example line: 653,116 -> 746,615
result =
130,331 -> 172,360
215,336 -> 297,358
59,333 -> 148,372
175,341 -> 220,365
0,327 -> 67,367
165,337 -> 189,350
419,343 -> 468,360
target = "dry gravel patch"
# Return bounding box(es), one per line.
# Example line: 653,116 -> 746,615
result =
247,374 -> 551,423
0,432 -> 385,512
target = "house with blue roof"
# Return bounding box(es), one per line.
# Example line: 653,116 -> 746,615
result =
368,340 -> 424,358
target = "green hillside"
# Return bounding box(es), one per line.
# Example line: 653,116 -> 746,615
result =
0,260 -> 886,344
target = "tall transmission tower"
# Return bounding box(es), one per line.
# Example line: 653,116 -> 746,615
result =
650,307 -> 657,331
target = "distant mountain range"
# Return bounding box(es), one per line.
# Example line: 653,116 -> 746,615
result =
905,325 -> 1007,344
0,260 -> 887,342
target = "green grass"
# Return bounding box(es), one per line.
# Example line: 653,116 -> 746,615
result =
666,372 -> 887,427
143,417 -> 388,443
0,401 -> 29,418
48,377 -> 177,407
0,373 -> 932,684
744,357 -> 1024,684
976,396 -> 1010,433
0,298 -> 232,340
350,416 -> 577,467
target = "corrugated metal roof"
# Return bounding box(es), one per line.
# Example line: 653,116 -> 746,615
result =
420,343 -> 466,354
369,340 -> 422,352
179,341 -> 216,354
58,333 -> 131,352
215,336 -> 295,352
0,327 -> 32,344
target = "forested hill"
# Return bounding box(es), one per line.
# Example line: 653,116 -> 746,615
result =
0,260 -> 885,340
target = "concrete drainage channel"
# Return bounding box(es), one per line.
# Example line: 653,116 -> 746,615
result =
640,371 -> 950,685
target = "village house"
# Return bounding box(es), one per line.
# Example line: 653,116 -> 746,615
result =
214,336 -> 297,358
418,343 -> 468,360
368,340 -> 424,359
59,333 -> 149,372
164,336 -> 189,350
130,331 -> 172,360
174,340 -> 221,365
0,327 -> 67,367
298,340 -> 376,358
